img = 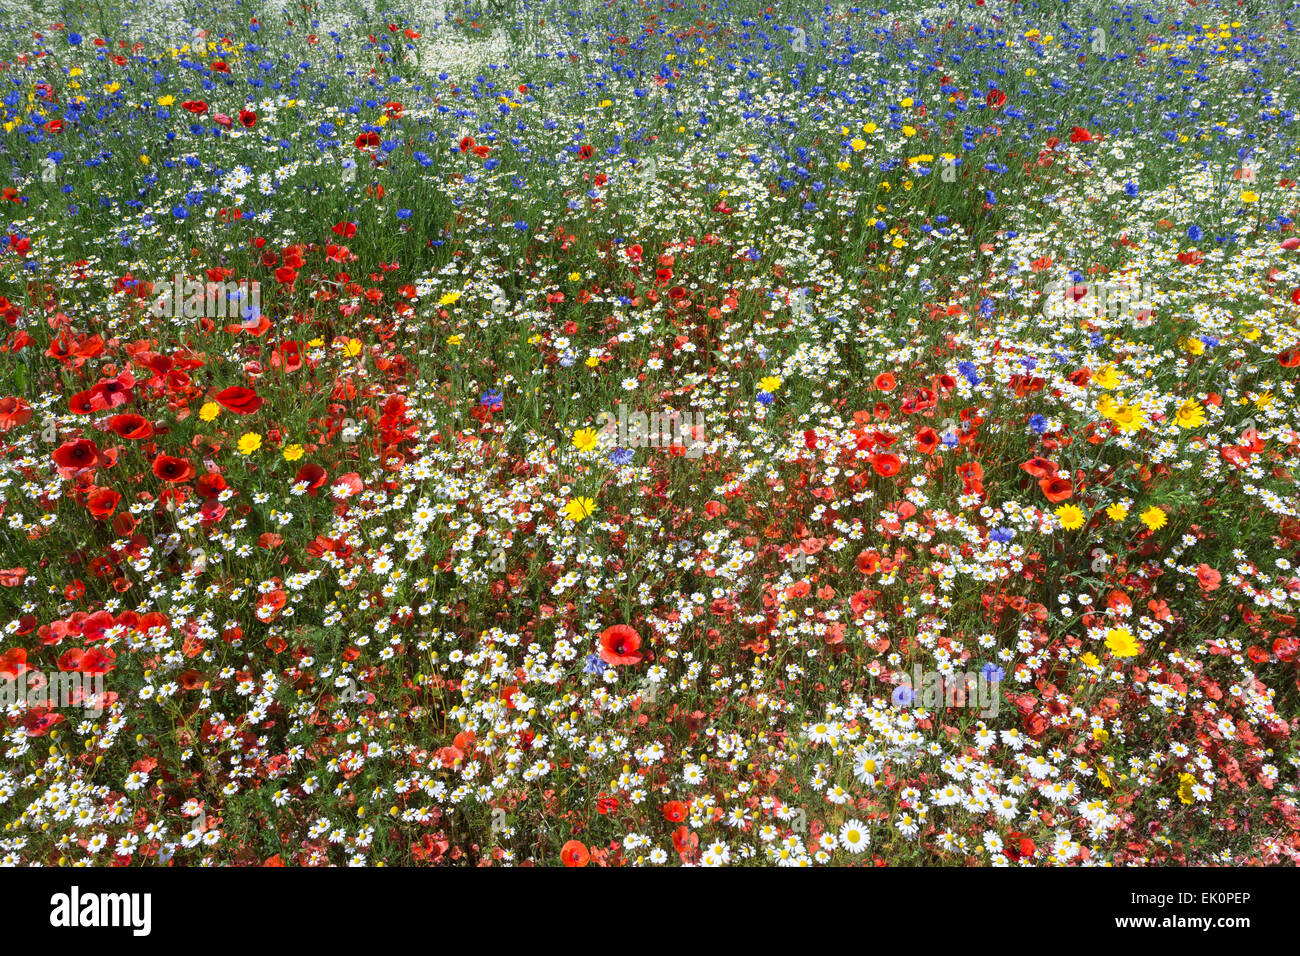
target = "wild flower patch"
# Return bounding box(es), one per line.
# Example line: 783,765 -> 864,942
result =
0,0 -> 1298,867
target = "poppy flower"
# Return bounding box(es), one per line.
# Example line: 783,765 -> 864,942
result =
195,472 -> 227,498
85,486 -> 120,519
0,647 -> 28,678
560,840 -> 590,867
107,413 -> 153,439
1020,457 -> 1059,479
295,463 -> 328,495
986,88 -> 1007,109
662,801 -> 687,823
915,427 -> 939,454
1038,476 -> 1073,503
0,396 -> 32,432
871,453 -> 902,477
238,109 -> 257,128
213,386 -> 263,415
152,454 -> 195,483
1069,125 -> 1093,143
599,624 -> 644,666
52,438 -> 103,476
874,372 -> 896,391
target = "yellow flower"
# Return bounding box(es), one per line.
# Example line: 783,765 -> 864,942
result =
1139,506 -> 1167,531
572,428 -> 599,452
1093,364 -> 1120,389
1240,190 -> 1259,203
563,496 -> 597,522
850,138 -> 867,152
568,272 -> 582,281
902,125 -> 916,137
1174,398 -> 1205,429
199,402 -> 221,422
438,291 -> 462,306
282,444 -> 304,462
1105,503 -> 1129,522
863,122 -> 877,134
1109,401 -> 1146,434
758,375 -> 782,393
585,356 -> 600,368
1097,766 -> 1111,789
237,432 -> 263,456
1079,652 -> 1101,668
1179,336 -> 1205,356
157,95 -> 174,107
1055,504 -> 1085,530
446,334 -> 464,346
341,338 -> 362,358
1177,773 -> 1196,805
1105,627 -> 1140,658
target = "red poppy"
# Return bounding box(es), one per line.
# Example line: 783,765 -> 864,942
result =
0,647 -> 28,678
872,453 -> 902,477
0,396 -> 32,432
52,438 -> 103,476
85,486 -> 121,520
1280,348 -> 1300,368
295,463 -> 328,495
1038,476 -> 1073,503
107,413 -> 153,440
213,385 -> 263,415
874,372 -> 896,391
195,472 -> 227,498
560,840 -> 590,867
238,110 -> 257,128
662,801 -> 687,823
986,88 -> 1007,109
599,624 -> 644,666
1020,457 -> 1058,479
915,427 -> 938,454
152,454 -> 195,483
181,100 -> 209,114
1069,126 -> 1093,143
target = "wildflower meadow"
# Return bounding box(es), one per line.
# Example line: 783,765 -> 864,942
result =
2,0 -> 1300,883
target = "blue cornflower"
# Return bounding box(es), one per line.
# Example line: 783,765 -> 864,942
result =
1028,414 -> 1047,434
583,654 -> 608,676
981,663 -> 1005,684
990,526 -> 1014,543
610,447 -> 635,465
